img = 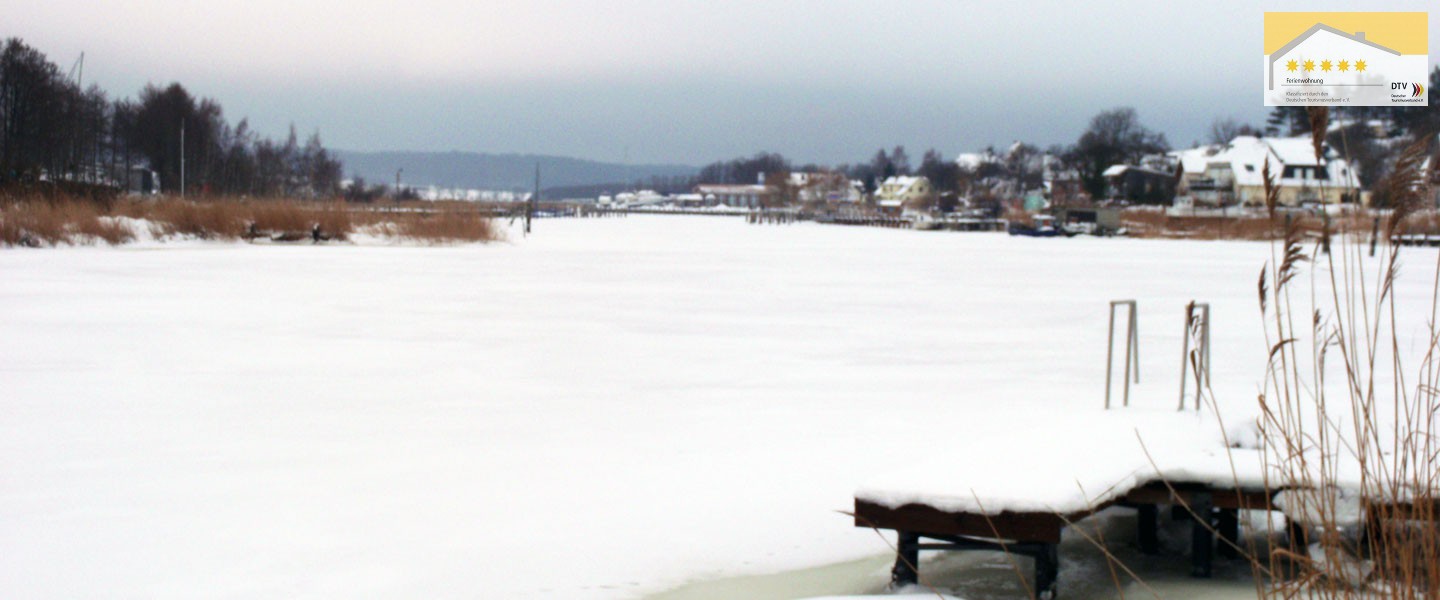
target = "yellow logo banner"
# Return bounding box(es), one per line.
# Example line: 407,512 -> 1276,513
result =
1263,12 -> 1429,107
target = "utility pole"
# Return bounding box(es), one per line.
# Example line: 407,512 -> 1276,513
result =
526,163 -> 538,235
68,52 -> 85,182
395,168 -> 403,199
180,120 -> 186,199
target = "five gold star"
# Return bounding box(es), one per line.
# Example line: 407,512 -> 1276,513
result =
1320,59 -> 1333,72
1286,59 -> 1298,72
1355,60 -> 1367,72
1338,60 -> 1350,72
1303,59 -> 1316,72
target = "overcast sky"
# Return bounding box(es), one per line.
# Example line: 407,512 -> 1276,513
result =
10,1 -> 1439,165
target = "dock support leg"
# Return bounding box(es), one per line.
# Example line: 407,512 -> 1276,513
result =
1190,493 -> 1214,578
891,531 -> 919,588
1137,504 -> 1159,555
1217,508 -> 1239,560
1034,543 -> 1059,600
1286,517 -> 1309,552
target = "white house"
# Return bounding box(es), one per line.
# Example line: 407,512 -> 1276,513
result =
786,171 -> 863,205
873,176 -> 933,213
955,151 -> 998,171
1169,136 -> 1363,207
695,184 -> 773,209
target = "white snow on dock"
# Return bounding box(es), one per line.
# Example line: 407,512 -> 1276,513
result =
854,408 -> 1296,515
1,216 -> 1433,598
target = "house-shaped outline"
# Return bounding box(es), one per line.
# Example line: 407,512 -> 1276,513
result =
1268,23 -> 1402,90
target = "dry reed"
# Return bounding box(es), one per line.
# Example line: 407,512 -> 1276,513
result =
1,194 -> 502,247
1062,128 -> 1437,598
386,209 -> 499,243
1250,206 -> 1439,597
1,196 -> 133,246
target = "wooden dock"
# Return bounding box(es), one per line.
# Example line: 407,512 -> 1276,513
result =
857,479 -> 1440,598
747,211 -> 804,225
1394,234 -> 1440,247
817,215 -> 913,229
815,215 -> 1008,231
854,480 -> 1275,598
938,217 -> 1008,232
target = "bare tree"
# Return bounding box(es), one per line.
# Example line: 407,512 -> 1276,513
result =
889,146 -> 911,175
1065,107 -> 1169,200
1209,117 -> 1259,145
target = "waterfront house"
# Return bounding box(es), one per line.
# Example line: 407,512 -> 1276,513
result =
1102,164 -> 1177,206
873,176 -> 933,214
695,184 -> 775,209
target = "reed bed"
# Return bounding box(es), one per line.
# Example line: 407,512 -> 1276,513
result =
1120,209 -> 1380,242
364,210 -> 499,244
1046,118 -> 1439,599
1241,124 -> 1440,598
1134,119 -> 1440,598
0,197 -> 132,246
1247,211 -> 1439,597
0,195 -> 502,247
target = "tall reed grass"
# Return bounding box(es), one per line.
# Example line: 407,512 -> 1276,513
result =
369,210 -> 499,243
1246,124 -> 1440,597
1120,210 -> 1380,242
0,196 -> 133,246
1056,118 -> 1439,599
0,195 -> 502,247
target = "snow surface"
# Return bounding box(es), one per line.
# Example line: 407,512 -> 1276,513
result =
1,216 -> 1435,598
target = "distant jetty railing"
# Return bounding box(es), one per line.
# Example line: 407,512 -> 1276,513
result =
816,214 -> 1007,231
464,202 -> 1011,232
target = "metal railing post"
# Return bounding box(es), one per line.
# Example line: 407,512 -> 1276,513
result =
1130,304 -> 1140,384
1105,305 -> 1117,410
1200,303 -> 1211,408
1106,300 -> 1138,409
1178,302 -> 1211,411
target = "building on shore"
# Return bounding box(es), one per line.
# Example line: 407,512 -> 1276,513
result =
873,176 -> 932,215
695,184 -> 775,209
1102,164 -> 1178,206
1168,135 -> 1364,207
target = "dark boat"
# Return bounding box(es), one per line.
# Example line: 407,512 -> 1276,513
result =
1008,215 -> 1062,237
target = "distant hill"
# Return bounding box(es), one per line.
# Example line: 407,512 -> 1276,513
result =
335,150 -> 697,194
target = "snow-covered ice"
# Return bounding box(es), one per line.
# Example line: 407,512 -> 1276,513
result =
1,216 -> 1434,598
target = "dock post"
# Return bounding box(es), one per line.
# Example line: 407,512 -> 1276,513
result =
1217,508 -> 1239,559
1137,504 -> 1159,555
1035,543 -> 1059,599
1190,492 -> 1214,578
891,531 -> 920,587
1286,517 -> 1309,552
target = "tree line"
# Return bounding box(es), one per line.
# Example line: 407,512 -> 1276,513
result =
693,72 -> 1438,207
0,38 -> 342,197
692,107 -> 1169,203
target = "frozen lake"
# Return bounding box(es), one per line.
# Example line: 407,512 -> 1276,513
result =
2,216 -> 1433,598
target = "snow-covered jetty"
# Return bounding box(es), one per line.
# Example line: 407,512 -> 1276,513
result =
852,412 -> 1280,598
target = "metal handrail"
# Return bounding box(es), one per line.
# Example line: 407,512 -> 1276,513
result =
1105,300 -> 1140,409
1178,302 -> 1211,411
